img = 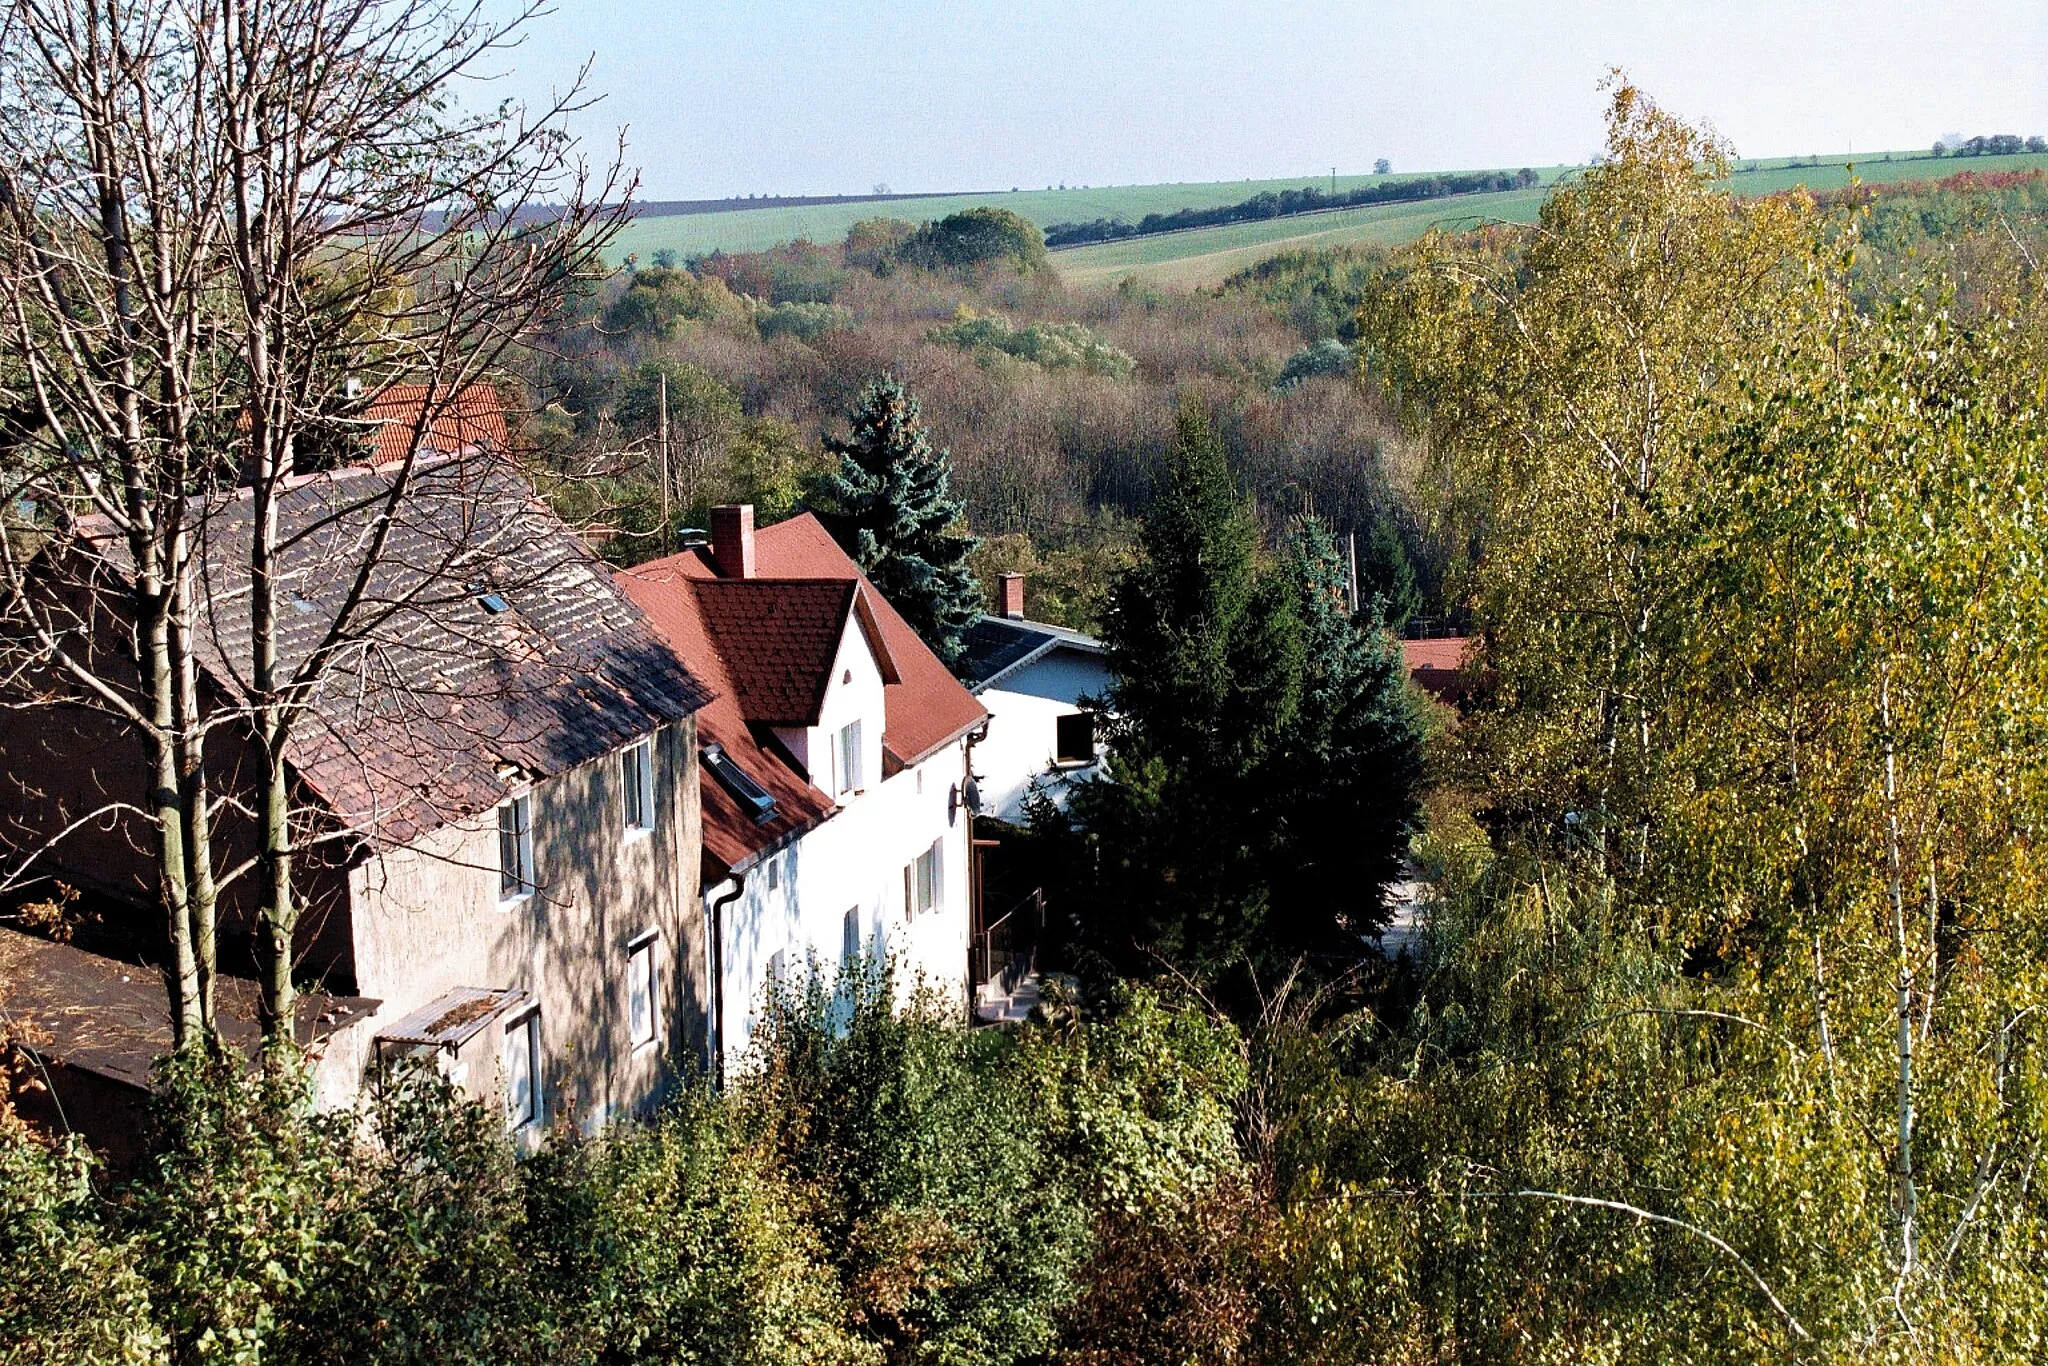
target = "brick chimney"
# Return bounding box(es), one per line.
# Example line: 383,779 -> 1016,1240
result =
710,504 -> 755,579
998,572 -> 1025,620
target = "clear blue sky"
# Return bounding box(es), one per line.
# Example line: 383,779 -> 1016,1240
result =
482,0 -> 2048,199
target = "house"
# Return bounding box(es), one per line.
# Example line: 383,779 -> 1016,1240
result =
616,505 -> 988,1073
955,573 -> 1113,823
0,448 -> 713,1149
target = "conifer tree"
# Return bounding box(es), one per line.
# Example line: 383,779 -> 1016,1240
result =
1051,407 -> 1302,975
1265,516 -> 1426,949
814,378 -> 982,666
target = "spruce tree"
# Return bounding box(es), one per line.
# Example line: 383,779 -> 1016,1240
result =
814,378 -> 982,666
1054,407 -> 1302,974
1266,515 -> 1426,949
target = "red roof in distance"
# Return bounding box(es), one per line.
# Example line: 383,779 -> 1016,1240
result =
363,382 -> 509,464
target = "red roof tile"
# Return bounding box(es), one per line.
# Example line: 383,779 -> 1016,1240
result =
746,515 -> 987,770
614,512 -> 988,870
614,567 -> 835,872
692,579 -> 857,726
1402,635 -> 1474,702
363,383 -> 509,464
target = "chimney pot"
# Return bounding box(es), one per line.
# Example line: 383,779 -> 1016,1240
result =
710,505 -> 755,579
998,572 -> 1025,620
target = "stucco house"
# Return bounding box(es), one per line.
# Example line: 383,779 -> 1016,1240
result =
616,505 -> 988,1073
956,573 -> 1113,824
0,439 -> 713,1148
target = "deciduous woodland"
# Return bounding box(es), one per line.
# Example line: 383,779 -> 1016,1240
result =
2,0 -> 2048,1358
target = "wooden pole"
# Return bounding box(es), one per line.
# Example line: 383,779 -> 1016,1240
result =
658,371 -> 671,555
1347,530 -> 1359,615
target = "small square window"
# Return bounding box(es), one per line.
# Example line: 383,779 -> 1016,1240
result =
621,740 -> 655,834
498,795 -> 535,902
1056,712 -> 1096,765
627,936 -> 659,1049
503,1011 -> 540,1130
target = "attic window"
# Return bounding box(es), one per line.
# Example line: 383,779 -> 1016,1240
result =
478,592 -> 512,614
703,742 -> 777,824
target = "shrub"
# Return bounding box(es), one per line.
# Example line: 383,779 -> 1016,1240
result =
895,208 -> 1049,274
1273,338 -> 1353,390
0,1107 -> 162,1365
929,308 -> 1135,378
602,266 -> 742,335
752,299 -> 855,341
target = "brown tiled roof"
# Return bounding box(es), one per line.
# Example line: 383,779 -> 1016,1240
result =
615,512 -> 986,872
693,579 -> 858,726
743,514 -> 987,770
362,382 -> 510,463
85,456 -> 710,848
614,565 -> 835,873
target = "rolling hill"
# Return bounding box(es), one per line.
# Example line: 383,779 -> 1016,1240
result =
610,149 -> 2048,288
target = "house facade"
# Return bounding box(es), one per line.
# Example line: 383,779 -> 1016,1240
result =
617,506 -> 987,1072
957,573 -> 1113,823
0,446 -> 714,1145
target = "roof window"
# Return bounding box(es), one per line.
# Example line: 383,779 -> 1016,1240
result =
703,742 -> 777,824
478,591 -> 512,614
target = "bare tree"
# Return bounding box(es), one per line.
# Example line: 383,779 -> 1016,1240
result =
0,0 -> 630,1053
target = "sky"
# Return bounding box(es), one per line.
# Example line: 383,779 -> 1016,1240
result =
481,0 -> 2048,200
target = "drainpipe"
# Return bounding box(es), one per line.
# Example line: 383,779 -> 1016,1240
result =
708,872 -> 745,1089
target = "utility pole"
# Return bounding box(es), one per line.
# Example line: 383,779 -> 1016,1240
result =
657,370 -> 671,555
1346,530 -> 1359,616
1331,166 -> 1337,196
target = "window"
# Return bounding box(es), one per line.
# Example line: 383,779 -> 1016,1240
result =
766,858 -> 780,891
1056,712 -> 1097,765
498,795 -> 534,902
842,906 -> 861,966
835,719 -> 864,796
904,839 -> 941,917
503,1011 -> 539,1130
627,935 -> 659,1049
621,740 -> 655,835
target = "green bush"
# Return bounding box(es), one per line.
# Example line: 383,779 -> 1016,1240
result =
928,308 -> 1135,378
752,299 -> 855,341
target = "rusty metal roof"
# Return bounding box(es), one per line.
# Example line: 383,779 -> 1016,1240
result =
372,986 -> 530,1048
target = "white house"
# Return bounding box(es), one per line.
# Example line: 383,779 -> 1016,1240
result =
957,573 -> 1113,824
617,506 -> 988,1073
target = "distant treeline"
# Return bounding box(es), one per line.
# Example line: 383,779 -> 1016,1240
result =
1044,169 -> 1541,249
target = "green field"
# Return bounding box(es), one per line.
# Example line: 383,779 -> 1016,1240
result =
605,166 -> 1579,263
1058,150 -> 2048,287
608,149 -> 2048,287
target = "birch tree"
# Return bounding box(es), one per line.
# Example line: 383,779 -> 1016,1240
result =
0,0 -> 628,1051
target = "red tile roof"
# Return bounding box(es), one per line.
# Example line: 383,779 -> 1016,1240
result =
744,514 -> 987,770
614,567 -> 835,872
1402,635 -> 1474,702
363,382 -> 509,464
615,512 -> 988,873
693,579 -> 857,726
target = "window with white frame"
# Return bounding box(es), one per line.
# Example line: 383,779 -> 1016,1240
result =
834,719 -> 864,796
498,795 -> 535,902
503,1010 -> 540,1130
903,839 -> 941,917
626,933 -> 659,1048
842,905 -> 861,966
621,739 -> 656,835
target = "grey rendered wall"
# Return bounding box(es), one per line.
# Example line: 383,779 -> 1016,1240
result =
343,716 -> 704,1129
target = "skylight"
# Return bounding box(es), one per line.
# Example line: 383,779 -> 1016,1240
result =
477,591 -> 512,614
702,742 -> 777,824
